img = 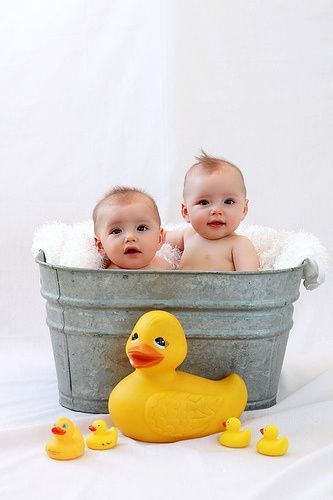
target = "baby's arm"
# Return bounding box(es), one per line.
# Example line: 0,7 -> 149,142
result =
165,227 -> 185,252
232,236 -> 260,272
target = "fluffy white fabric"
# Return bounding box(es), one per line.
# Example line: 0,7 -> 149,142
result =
32,221 -> 329,289
238,225 -> 329,289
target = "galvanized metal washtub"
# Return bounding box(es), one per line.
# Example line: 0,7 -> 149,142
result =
36,250 -> 305,413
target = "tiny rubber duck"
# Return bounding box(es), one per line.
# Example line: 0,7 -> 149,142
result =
256,424 -> 289,456
86,419 -> 118,450
219,417 -> 251,448
109,310 -> 247,443
45,417 -> 85,460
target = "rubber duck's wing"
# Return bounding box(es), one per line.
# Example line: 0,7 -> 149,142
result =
145,391 -> 223,439
106,428 -> 118,441
276,437 -> 289,453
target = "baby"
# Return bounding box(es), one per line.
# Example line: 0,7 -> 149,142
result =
93,186 -> 172,270
166,152 -> 260,271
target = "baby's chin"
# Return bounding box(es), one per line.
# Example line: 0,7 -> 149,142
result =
111,255 -> 153,270
197,228 -> 233,240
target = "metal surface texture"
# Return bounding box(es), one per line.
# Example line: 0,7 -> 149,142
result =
36,250 -> 304,413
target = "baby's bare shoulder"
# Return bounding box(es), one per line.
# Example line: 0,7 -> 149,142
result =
231,235 -> 259,271
183,226 -> 196,240
232,234 -> 254,245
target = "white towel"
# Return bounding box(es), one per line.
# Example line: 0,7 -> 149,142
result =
239,225 -> 328,289
32,221 -> 329,290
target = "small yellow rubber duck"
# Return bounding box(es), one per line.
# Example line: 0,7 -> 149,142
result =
45,417 -> 85,460
219,417 -> 251,448
86,419 -> 118,450
256,424 -> 289,456
109,310 -> 247,443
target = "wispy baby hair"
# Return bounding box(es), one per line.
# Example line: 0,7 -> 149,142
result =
93,186 -> 161,229
183,149 -> 247,197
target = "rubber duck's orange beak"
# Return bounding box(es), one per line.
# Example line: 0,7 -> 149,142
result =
127,344 -> 164,368
52,426 -> 66,435
89,425 -> 96,432
260,428 -> 264,435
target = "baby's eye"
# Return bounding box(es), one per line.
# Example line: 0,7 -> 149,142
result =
131,332 -> 139,342
224,199 -> 235,205
110,228 -> 122,235
198,199 -> 209,206
153,337 -> 168,349
137,224 -> 148,232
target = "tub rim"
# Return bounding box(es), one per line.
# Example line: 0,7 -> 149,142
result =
35,249 -> 306,277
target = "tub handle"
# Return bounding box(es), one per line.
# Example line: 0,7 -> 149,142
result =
35,249 -> 47,264
302,258 -> 321,290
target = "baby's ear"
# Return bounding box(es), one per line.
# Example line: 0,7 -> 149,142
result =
94,235 -> 105,256
242,199 -> 249,219
181,203 -> 190,223
158,228 -> 166,249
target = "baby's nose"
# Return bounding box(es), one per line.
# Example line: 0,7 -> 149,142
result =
210,204 -> 223,215
125,232 -> 136,242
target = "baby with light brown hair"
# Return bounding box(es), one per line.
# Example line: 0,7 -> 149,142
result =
166,152 -> 260,271
93,187 -> 172,270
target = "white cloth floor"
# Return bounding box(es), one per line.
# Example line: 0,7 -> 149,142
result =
1,335 -> 332,500
1,2 -> 333,498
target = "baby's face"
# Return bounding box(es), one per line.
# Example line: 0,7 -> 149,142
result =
95,198 -> 163,269
182,168 -> 248,240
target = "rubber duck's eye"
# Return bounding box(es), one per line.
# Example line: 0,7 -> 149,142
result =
97,424 -> 101,428
62,423 -> 68,429
131,332 -> 139,342
153,337 -> 168,349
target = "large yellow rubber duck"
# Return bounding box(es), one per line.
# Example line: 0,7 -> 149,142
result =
45,417 -> 85,460
256,424 -> 289,456
86,419 -> 118,450
109,310 -> 247,443
219,417 -> 251,448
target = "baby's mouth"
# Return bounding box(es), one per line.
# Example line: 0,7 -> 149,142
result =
208,220 -> 226,227
124,247 -> 141,255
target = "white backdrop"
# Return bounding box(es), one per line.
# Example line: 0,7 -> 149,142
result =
1,0 -> 332,351
1,2 -> 333,498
